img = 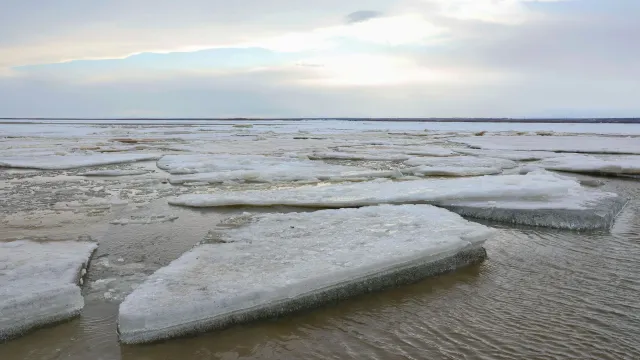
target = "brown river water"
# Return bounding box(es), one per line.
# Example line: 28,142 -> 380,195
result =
1,176 -> 639,360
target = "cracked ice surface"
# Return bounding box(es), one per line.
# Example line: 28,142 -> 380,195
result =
118,205 -> 495,343
449,136 -> 640,155
0,240 -> 97,340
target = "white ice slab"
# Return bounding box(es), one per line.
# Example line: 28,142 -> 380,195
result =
536,155 -> 640,175
450,136 -> 640,155
0,154 -> 161,170
118,205 -> 494,344
404,156 -> 518,169
157,155 -> 303,175
169,172 -> 579,208
169,168 -> 401,184
169,172 -> 624,229
161,154 -> 399,184
0,240 -> 97,340
453,148 -> 559,161
403,156 -> 517,176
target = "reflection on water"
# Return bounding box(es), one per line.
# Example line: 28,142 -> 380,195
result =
2,179 -> 639,360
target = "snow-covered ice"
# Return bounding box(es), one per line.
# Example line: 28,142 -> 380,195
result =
452,149 -> 559,161
0,240 -> 97,340
169,172 -> 624,229
536,155 -> 640,176
118,205 -> 494,344
0,154 -> 161,170
450,136 -> 640,155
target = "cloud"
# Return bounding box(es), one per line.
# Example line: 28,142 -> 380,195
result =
346,10 -> 383,23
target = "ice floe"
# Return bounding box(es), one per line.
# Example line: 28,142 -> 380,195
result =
159,154 -> 401,184
402,156 -> 517,176
0,153 -> 161,170
168,168 -> 401,185
118,205 -> 494,343
309,145 -> 456,161
169,172 -> 625,230
536,155 -> 640,176
157,155 -> 301,175
452,149 -> 559,161
450,136 -> 640,155
0,240 -> 97,340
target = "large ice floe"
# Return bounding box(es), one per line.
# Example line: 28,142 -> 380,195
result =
308,145 -> 456,161
0,240 -> 97,341
118,205 -> 494,344
450,136 -> 640,155
403,156 -> 518,177
452,148 -> 559,161
0,153 -> 161,170
535,155 -> 640,176
169,172 -> 627,230
160,154 -> 401,184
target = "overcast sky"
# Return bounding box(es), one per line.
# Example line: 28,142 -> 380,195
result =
1,0 -> 638,118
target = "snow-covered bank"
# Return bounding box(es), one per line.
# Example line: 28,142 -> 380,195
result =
0,240 -> 97,341
118,205 -> 494,344
0,154 -> 161,170
168,172 -> 624,230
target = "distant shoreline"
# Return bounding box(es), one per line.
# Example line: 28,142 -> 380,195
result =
1,118 -> 639,124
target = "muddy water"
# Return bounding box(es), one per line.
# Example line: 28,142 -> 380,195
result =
1,177 -> 640,360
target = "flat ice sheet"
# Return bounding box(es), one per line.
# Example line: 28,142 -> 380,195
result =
0,154 -> 161,170
536,155 -> 640,175
0,240 -> 97,340
169,172 -> 623,229
161,154 -> 397,184
452,149 -> 559,161
170,172 -> 580,208
169,168 -> 401,184
118,205 -> 494,343
450,136 -> 640,155
157,155 -> 307,175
